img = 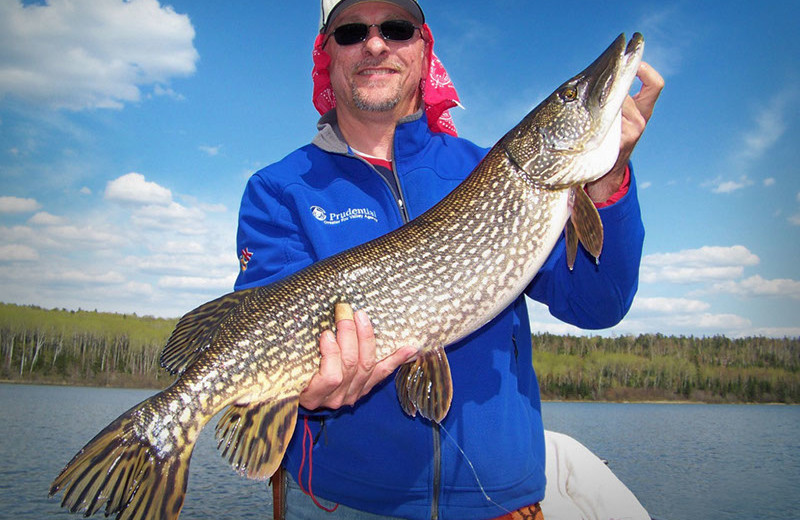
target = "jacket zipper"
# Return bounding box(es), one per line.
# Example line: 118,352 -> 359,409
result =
349,154 -> 411,224
389,155 -> 411,223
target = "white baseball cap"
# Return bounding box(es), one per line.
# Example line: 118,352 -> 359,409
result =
320,0 -> 425,33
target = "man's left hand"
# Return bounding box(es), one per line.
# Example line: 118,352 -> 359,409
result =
586,61 -> 664,203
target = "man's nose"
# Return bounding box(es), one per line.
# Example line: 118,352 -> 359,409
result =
363,26 -> 390,55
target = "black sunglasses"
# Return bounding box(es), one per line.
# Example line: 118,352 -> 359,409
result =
328,20 -> 420,46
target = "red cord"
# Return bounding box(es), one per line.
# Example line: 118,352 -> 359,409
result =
298,416 -> 339,512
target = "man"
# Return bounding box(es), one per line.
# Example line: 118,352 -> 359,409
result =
234,1 -> 663,518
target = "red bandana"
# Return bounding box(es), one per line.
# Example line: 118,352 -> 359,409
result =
312,24 -> 460,137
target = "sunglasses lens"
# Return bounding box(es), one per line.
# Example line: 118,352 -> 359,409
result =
333,23 -> 369,45
331,21 -> 418,46
380,20 -> 416,41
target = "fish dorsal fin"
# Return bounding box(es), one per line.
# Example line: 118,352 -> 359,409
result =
567,185 -> 604,265
161,289 -> 255,375
395,345 -> 453,423
215,395 -> 300,481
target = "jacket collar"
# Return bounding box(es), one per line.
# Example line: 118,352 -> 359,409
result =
311,109 -> 433,159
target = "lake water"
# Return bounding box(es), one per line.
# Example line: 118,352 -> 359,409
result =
0,383 -> 797,520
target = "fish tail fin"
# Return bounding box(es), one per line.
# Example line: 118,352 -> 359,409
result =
50,400 -> 194,520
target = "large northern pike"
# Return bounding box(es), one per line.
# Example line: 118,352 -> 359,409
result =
51,33 -> 644,519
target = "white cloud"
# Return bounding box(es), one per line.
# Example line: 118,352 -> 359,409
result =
0,195 -> 41,213
634,6 -> 693,77
633,297 -> 710,314
667,312 -> 752,331
199,145 -> 222,156
105,172 -> 172,205
123,280 -> 155,297
709,275 -> 800,300
788,193 -> 800,225
527,297 -> 758,338
737,89 -> 796,162
132,249 -> 232,276
0,0 -> 198,110
745,326 -> 800,339
80,187 -> 92,195
152,84 -> 186,101
43,224 -> 125,250
0,244 -> 39,262
158,274 -> 236,292
2,218 -> 123,252
643,245 -> 759,267
641,245 -> 759,284
28,211 -> 66,226
707,175 -> 754,194
708,89 -> 798,194
42,269 -> 127,286
642,265 -> 746,284
130,202 -> 206,234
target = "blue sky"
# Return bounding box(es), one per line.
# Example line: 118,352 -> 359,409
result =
1,0 -> 798,338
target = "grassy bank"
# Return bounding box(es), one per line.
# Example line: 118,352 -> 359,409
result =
2,303 -> 798,402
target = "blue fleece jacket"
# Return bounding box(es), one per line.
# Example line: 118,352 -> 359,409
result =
234,111 -> 644,519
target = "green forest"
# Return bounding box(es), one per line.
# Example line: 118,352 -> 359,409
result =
1,303 -> 798,403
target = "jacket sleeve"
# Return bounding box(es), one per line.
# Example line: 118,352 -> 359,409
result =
525,162 -> 645,329
234,171 -> 315,291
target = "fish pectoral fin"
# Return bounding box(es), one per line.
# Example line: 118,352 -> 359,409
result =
565,217 -> 579,270
161,288 -> 257,375
568,185 -> 604,263
394,345 -> 453,423
215,394 -> 300,481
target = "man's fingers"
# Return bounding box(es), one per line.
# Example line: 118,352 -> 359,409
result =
354,310 -> 377,372
335,310 -> 377,406
317,330 -> 343,387
299,330 -> 343,410
631,61 -> 664,122
365,346 -> 417,390
335,308 -> 359,371
300,306 -> 417,410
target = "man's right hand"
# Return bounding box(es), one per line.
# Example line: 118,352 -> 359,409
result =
299,307 -> 417,410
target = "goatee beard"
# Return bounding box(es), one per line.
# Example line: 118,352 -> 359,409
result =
350,58 -> 402,112
352,85 -> 401,112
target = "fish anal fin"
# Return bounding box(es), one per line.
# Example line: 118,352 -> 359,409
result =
394,345 -> 453,423
215,395 -> 300,481
161,288 -> 256,375
569,185 -> 604,262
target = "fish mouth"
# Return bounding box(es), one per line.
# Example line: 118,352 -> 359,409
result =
585,33 -> 644,112
574,33 -> 643,157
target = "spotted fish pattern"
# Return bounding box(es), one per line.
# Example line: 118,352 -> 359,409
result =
50,33 -> 644,520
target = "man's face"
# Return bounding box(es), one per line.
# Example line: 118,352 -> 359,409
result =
326,2 -> 427,118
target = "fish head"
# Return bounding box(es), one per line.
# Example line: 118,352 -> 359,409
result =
502,33 -> 644,188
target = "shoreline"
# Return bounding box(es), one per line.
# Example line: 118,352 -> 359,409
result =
3,379 -> 794,405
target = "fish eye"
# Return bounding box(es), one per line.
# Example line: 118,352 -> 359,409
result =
560,86 -> 578,102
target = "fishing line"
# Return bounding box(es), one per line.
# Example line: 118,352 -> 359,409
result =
437,422 -> 513,515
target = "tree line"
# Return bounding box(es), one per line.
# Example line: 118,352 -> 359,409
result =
533,332 -> 799,403
0,303 -> 176,388
1,303 -> 798,402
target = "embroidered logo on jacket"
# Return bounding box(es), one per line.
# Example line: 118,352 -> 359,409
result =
239,247 -> 253,272
310,205 -> 378,225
